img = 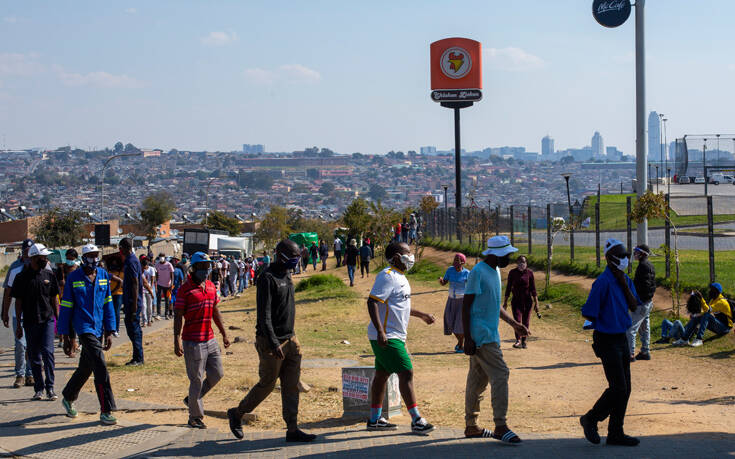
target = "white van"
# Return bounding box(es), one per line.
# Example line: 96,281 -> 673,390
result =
709,173 -> 734,185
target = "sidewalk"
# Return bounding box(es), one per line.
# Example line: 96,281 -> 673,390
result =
1,311 -> 733,458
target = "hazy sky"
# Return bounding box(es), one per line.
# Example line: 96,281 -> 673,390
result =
1,1 -> 733,155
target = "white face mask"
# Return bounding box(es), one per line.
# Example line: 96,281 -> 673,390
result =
612,255 -> 629,271
159,257 -> 165,263
398,253 -> 415,271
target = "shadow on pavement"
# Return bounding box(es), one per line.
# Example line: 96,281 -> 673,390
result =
642,396 -> 735,406
13,423 -> 154,457
516,361 -> 598,371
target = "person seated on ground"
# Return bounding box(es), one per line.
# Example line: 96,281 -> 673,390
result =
657,284 -> 733,346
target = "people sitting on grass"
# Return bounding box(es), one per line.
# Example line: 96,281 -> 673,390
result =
438,253 -> 469,353
657,284 -> 733,346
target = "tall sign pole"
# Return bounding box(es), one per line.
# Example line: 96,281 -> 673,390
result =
592,0 -> 646,245
430,38 -> 482,242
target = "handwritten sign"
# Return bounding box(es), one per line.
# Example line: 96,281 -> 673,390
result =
342,373 -> 370,401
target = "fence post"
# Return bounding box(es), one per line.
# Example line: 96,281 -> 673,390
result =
626,196 -> 632,275
527,205 -> 532,255
665,194 -> 671,278
467,207 -> 473,246
546,203 -> 551,278
595,200 -> 601,268
495,206 -> 500,235
509,205 -> 514,246
707,195 -> 715,284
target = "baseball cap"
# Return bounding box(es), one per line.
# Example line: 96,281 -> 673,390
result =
81,243 -> 100,255
191,252 -> 214,265
28,243 -> 52,257
22,239 -> 34,250
481,235 -> 518,257
711,282 -> 723,294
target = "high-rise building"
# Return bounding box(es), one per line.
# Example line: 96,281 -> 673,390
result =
420,146 -> 437,155
243,144 -> 265,154
606,146 -> 623,161
648,111 -> 662,161
541,135 -> 554,156
591,131 -> 605,158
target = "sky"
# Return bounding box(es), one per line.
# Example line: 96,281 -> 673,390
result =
1,1 -> 734,155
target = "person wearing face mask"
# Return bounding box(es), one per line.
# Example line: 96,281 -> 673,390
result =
365,242 -> 437,435
227,239 -> 316,443
155,253 -> 174,319
58,244 -> 117,425
174,252 -> 230,429
462,236 -> 529,443
2,239 -> 35,389
344,239 -> 359,287
580,238 -> 641,447
503,255 -> 539,349
627,245 -> 656,361
439,253 -> 470,353
11,243 -> 60,402
119,238 -> 144,366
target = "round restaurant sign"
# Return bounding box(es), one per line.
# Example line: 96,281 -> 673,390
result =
592,0 -> 631,28
440,47 -> 472,80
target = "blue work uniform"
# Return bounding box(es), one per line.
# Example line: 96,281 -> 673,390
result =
59,267 -> 115,336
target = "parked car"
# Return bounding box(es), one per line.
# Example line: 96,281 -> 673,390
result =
709,173 -> 734,185
694,177 -> 706,184
677,176 -> 691,184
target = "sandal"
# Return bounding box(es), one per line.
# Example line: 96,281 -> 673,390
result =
512,342 -> 522,349
465,428 -> 493,438
491,429 -> 522,444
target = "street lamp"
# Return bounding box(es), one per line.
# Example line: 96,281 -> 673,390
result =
205,177 -> 217,226
561,173 -> 574,261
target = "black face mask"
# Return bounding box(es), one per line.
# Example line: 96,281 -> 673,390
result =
497,256 -> 510,268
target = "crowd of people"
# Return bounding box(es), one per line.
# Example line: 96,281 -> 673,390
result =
1,225 -> 732,448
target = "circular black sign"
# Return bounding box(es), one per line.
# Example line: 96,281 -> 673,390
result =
592,0 -> 631,28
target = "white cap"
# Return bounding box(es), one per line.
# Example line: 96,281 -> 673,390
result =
28,243 -> 52,257
82,243 -> 100,255
481,235 -> 518,257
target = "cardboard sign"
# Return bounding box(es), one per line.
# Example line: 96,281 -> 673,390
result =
430,37 -> 482,91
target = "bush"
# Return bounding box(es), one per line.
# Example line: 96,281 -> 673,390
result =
295,274 -> 345,292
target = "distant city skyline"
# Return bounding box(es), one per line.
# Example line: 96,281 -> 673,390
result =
1,1 -> 735,155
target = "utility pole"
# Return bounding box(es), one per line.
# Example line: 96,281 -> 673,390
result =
635,0 -> 648,245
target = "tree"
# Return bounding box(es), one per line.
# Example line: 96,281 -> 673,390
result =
206,211 -> 242,236
341,198 -> 371,238
256,206 -> 291,249
33,208 -> 86,248
113,142 -> 124,153
560,155 -> 575,165
368,201 -> 399,263
319,181 -> 336,195
124,143 -> 139,153
239,171 -> 274,190
368,184 -> 387,202
419,195 -> 439,215
139,191 -> 176,244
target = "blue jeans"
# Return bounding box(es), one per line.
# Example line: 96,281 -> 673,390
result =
682,314 -> 709,341
124,303 -> 144,363
11,308 -> 31,377
25,319 -> 55,392
347,265 -> 356,285
112,295 -> 123,333
627,301 -> 653,354
238,277 -> 245,293
701,312 -> 732,335
661,319 -> 685,340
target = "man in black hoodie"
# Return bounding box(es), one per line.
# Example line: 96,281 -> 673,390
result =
627,244 -> 656,361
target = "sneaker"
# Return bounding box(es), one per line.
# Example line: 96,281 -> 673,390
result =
13,376 -> 23,388
25,376 -> 35,386
113,331 -> 120,338
672,338 -> 688,346
580,414 -> 600,444
521,341 -> 527,349
690,339 -> 703,347
654,337 -> 670,344
635,351 -> 651,361
454,345 -> 463,354
606,433 -> 640,446
411,418 -> 435,435
100,412 -> 117,425
32,391 -> 44,401
366,417 -> 397,431
62,398 -> 78,418
286,429 -> 317,442
188,418 -> 207,429
47,390 -> 58,401
227,408 -> 244,439
125,360 -> 143,366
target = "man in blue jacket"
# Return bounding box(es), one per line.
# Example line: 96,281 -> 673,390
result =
58,244 -> 118,426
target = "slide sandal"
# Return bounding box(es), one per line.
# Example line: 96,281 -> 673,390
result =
491,430 -> 522,444
465,428 -> 493,438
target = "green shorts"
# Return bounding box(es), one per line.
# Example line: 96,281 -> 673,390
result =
370,339 -> 413,374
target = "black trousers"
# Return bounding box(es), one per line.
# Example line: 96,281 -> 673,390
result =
63,333 -> 116,413
587,331 -> 631,435
334,252 -> 342,267
156,286 -> 171,317
360,260 -> 370,277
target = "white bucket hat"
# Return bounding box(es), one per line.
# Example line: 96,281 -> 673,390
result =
481,235 -> 518,257
82,243 -> 101,255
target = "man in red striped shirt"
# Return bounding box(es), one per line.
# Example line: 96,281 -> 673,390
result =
174,252 -> 230,429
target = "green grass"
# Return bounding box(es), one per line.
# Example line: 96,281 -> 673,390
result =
295,274 -> 357,300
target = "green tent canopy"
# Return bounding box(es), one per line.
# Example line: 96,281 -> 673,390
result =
289,232 -> 320,263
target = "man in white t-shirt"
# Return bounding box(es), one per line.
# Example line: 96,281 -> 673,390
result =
333,238 -> 343,268
366,242 -> 436,435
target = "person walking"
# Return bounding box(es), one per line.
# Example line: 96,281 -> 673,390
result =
409,213 -> 418,245
227,256 -> 239,298
319,240 -> 329,271
2,239 -> 35,388
344,239 -> 359,287
359,239 -> 373,278
155,254 -> 174,319
309,242 -> 319,271
439,253 -> 470,353
503,255 -> 539,349
627,245 -> 656,361
462,236 -> 528,443
300,245 -> 309,273
173,258 -> 185,305
580,239 -> 641,447
140,258 -> 156,326
227,239 -> 316,443
108,257 -> 124,337
366,242 -> 436,434
120,238 -> 144,366
58,244 -> 118,425
333,237 -> 343,268
11,243 -> 59,401
174,252 -> 230,429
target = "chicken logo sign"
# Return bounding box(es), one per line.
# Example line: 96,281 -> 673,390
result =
430,37 -> 482,104
440,47 -> 471,79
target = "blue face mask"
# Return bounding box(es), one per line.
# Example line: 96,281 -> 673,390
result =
280,252 -> 301,270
